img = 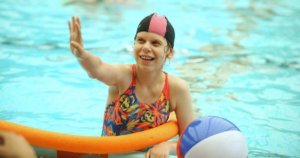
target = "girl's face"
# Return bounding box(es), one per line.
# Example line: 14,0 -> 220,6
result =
133,32 -> 173,70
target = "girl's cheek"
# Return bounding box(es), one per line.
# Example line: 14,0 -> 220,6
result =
134,44 -> 144,54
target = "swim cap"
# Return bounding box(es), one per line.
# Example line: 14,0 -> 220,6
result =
134,13 -> 175,48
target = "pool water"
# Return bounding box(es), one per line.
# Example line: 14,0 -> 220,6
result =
1,0 -> 300,157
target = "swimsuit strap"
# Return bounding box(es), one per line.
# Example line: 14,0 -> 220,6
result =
131,64 -> 137,86
163,73 -> 170,101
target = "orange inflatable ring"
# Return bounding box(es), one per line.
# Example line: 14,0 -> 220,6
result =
0,113 -> 178,154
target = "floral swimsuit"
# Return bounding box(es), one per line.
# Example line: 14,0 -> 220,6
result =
102,65 -> 171,136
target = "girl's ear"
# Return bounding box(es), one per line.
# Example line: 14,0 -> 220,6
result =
167,49 -> 174,59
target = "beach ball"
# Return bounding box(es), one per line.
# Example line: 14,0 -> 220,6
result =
177,116 -> 248,158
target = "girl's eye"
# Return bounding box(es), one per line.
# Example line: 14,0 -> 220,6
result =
152,41 -> 161,46
136,38 -> 145,43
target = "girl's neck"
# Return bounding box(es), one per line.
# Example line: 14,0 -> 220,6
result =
135,66 -> 164,88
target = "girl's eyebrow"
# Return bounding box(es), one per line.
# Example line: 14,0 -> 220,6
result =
136,36 -> 144,40
136,36 -> 164,44
152,39 -> 162,44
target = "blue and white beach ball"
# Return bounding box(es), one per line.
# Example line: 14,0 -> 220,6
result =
177,116 -> 248,158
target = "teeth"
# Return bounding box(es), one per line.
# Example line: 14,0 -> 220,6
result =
140,55 -> 154,61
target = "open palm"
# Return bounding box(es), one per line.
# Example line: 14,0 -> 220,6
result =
68,16 -> 87,60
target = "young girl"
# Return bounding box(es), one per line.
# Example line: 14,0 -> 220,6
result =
68,13 -> 195,158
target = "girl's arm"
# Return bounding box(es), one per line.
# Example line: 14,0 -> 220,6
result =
173,78 -> 195,134
68,16 -> 126,86
146,77 -> 195,157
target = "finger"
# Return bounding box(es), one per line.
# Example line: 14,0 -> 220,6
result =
75,17 -> 81,36
71,32 -> 78,41
72,17 -> 81,44
76,16 -> 81,30
71,16 -> 75,31
72,16 -> 75,27
74,17 -> 80,35
70,17 -> 76,42
75,22 -> 83,45
72,16 -> 76,37
145,150 -> 150,158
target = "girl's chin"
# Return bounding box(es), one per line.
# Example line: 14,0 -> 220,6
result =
138,59 -> 153,65
137,62 -> 153,69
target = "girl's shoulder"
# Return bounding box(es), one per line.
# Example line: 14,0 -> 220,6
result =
167,74 -> 190,96
113,63 -> 133,80
114,63 -> 132,73
112,63 -> 133,92
167,74 -> 192,111
168,74 -> 189,88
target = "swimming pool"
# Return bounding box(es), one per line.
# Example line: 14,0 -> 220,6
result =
1,0 -> 299,157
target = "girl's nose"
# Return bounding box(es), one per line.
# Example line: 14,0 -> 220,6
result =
142,42 -> 151,53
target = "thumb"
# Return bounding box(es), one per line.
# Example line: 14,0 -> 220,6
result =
71,41 -> 85,57
145,150 -> 150,158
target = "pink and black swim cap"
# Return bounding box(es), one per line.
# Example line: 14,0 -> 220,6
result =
134,13 -> 175,48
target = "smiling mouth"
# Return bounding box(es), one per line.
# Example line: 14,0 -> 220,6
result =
140,55 -> 154,61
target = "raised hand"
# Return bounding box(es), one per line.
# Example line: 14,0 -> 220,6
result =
68,16 -> 87,60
